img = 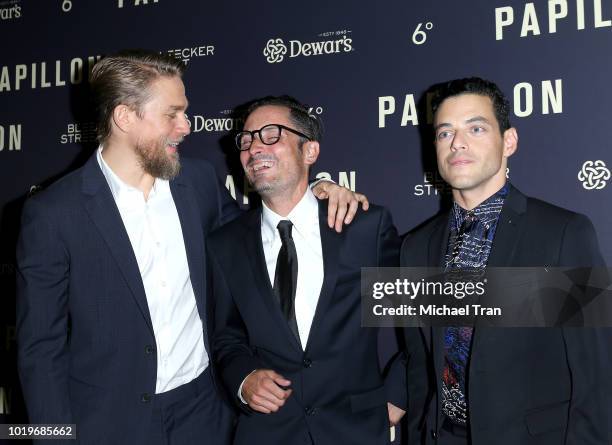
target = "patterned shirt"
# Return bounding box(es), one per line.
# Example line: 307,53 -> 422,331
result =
441,184 -> 508,425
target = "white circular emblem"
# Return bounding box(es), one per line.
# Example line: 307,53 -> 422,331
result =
263,38 -> 287,63
578,160 -> 610,190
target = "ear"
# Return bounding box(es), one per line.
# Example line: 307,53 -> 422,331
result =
303,141 -> 320,166
111,104 -> 135,135
502,127 -> 518,159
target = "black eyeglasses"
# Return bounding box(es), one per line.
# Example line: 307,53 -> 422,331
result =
235,124 -> 312,151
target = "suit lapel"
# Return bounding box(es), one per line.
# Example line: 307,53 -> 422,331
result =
81,155 -> 153,333
425,213 -> 451,390
427,211 -> 458,428
170,177 -> 207,332
243,210 -> 303,353
470,185 -> 527,353
428,214 -> 450,269
425,214 -> 450,358
304,201 -> 343,353
486,185 -> 527,268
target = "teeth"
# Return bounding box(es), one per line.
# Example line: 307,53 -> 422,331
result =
168,142 -> 179,147
253,161 -> 273,171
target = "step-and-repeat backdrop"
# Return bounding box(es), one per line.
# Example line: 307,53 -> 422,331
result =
1,0 -> 611,433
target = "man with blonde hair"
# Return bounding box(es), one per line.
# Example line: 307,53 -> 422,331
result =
16,50 -> 366,444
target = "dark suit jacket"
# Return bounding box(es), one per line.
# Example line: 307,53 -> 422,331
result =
16,154 -> 241,444
401,185 -> 611,445
207,201 -> 403,445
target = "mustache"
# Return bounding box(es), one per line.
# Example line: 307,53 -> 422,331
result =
165,136 -> 185,145
247,154 -> 277,167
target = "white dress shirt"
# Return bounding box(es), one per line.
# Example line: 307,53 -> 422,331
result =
238,188 -> 324,403
97,147 -> 208,393
260,188 -> 324,349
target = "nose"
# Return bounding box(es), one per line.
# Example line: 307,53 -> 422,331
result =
248,131 -> 266,154
177,113 -> 191,136
450,130 -> 467,152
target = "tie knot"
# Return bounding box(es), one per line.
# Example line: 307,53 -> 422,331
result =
277,220 -> 293,241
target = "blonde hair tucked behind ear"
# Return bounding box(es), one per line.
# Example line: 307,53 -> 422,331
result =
90,49 -> 185,144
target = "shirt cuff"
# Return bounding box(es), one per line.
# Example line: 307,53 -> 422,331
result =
309,177 -> 335,189
237,369 -> 258,404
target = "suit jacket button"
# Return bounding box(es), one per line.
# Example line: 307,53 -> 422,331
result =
145,345 -> 154,355
141,393 -> 151,403
305,406 -> 316,416
431,429 -> 438,439
303,358 -> 312,368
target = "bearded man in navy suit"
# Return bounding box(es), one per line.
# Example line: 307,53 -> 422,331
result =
16,51 -> 368,444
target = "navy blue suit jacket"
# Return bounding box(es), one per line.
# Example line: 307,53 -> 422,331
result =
401,185 -> 611,445
16,154 -> 241,444
207,201 -> 404,445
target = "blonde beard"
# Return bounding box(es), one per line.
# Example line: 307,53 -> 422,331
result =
135,136 -> 181,180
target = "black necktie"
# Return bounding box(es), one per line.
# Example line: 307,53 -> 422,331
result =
273,220 -> 300,342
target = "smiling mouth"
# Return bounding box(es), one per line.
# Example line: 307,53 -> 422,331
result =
250,161 -> 274,173
166,140 -> 180,152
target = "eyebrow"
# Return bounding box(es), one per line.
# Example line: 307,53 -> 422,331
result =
433,122 -> 451,132
465,115 -> 491,125
169,102 -> 189,111
434,115 -> 492,132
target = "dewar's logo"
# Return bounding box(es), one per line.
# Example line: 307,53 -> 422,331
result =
578,160 -> 610,190
263,39 -> 288,63
263,33 -> 353,64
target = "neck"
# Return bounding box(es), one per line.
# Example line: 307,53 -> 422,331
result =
452,176 -> 506,210
102,140 -> 155,199
262,182 -> 309,217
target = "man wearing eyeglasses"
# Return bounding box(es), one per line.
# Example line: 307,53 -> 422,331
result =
207,95 -> 407,444
15,51 -> 372,445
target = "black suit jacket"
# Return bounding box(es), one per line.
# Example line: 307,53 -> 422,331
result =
400,185 -> 611,445
207,200 -> 403,445
16,154 -> 241,444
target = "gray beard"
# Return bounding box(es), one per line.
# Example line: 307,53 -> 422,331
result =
251,180 -> 275,195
